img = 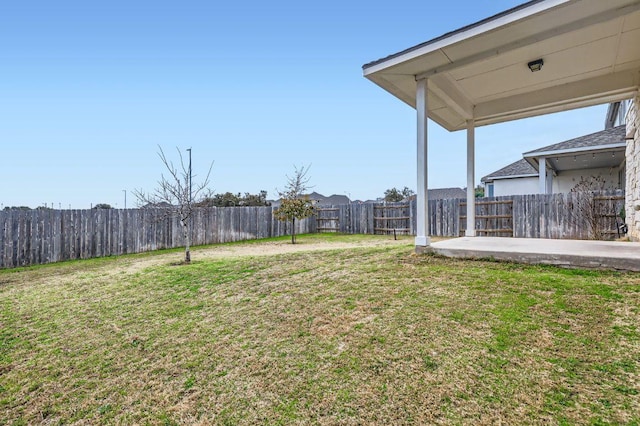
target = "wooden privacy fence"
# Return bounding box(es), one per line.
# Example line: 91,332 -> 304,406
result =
440,191 -> 624,240
349,190 -> 624,239
374,204 -> 411,235
316,207 -> 340,233
460,199 -> 514,237
0,207 -> 315,269
0,190 -> 626,268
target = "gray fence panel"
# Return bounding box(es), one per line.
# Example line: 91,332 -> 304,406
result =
0,190 -> 627,268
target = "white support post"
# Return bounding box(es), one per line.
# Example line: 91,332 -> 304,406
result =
465,119 -> 476,237
415,78 -> 430,248
539,157 -> 547,194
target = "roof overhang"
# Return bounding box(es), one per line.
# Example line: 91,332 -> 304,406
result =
484,173 -> 539,183
363,0 -> 640,131
524,143 -> 627,171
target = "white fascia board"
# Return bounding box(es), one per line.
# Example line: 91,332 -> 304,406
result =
363,0 -> 571,76
523,142 -> 627,158
489,174 -> 539,181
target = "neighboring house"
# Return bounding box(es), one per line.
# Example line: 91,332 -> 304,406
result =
402,188 -> 467,202
304,189 -> 466,204
271,188 -> 466,206
482,125 -> 627,196
427,187 -> 466,200
481,159 -> 538,197
306,192 -> 351,206
269,192 -> 351,208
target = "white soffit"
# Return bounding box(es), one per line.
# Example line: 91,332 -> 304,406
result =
363,0 -> 640,131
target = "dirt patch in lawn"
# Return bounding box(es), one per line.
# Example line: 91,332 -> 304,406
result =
0,235 -> 417,290
118,235 -> 419,274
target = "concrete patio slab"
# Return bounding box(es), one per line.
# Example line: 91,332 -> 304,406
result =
430,237 -> 640,272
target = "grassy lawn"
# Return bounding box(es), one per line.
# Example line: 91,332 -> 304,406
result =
1,234 -> 639,425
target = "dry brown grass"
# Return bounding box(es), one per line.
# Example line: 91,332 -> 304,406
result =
1,234 -> 639,425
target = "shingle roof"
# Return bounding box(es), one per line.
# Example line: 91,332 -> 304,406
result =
524,125 -> 626,156
319,194 -> 351,205
298,192 -> 351,205
428,187 -> 466,199
407,188 -> 467,200
269,192 -> 352,207
483,125 -> 627,182
481,159 -> 537,183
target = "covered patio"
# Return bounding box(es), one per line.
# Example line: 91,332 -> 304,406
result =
432,237 -> 640,272
363,0 -> 640,268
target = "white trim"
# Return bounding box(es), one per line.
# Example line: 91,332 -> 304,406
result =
415,236 -> 430,246
524,142 -> 627,158
415,78 -> 431,247
539,157 -> 548,194
413,2 -> 640,80
363,1 -> 640,132
364,0 -> 571,75
465,120 -> 476,237
485,173 -> 539,182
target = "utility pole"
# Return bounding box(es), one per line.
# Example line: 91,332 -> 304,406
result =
123,189 -> 127,209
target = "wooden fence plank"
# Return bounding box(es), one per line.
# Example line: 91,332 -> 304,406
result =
0,189 -> 627,268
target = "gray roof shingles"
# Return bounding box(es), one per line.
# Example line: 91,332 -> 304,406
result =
428,187 -> 466,199
306,192 -> 350,205
524,125 -> 626,155
483,125 -> 626,182
481,159 -> 537,182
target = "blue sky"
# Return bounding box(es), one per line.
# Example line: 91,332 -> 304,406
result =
0,0 -> 607,208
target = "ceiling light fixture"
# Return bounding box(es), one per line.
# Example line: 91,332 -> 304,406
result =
527,58 -> 544,72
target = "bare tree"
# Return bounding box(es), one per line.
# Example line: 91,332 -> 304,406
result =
134,146 -> 213,263
567,175 -> 610,240
275,164 -> 315,244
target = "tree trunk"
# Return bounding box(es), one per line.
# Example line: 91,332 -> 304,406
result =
291,218 -> 296,244
182,219 -> 191,263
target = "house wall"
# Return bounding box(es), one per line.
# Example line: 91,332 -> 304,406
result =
626,95 -> 640,241
490,166 -> 622,197
493,177 -> 538,196
553,167 -> 623,193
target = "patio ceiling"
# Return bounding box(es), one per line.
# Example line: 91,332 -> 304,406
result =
363,0 -> 640,131
526,146 -> 626,172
